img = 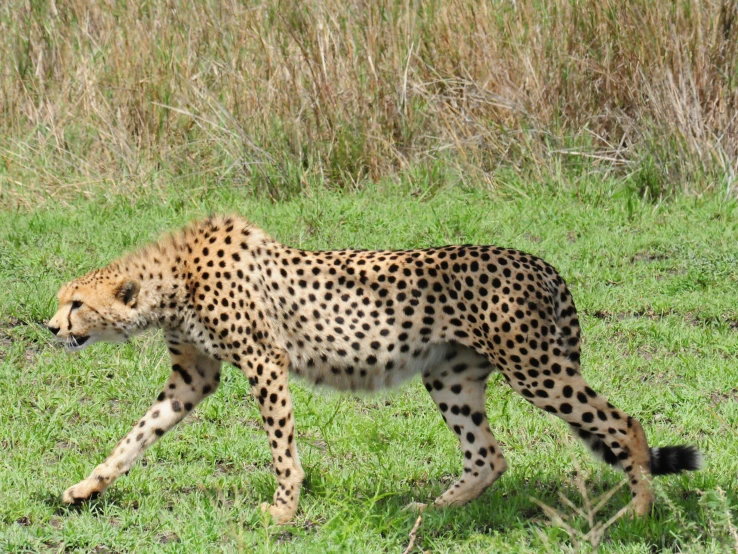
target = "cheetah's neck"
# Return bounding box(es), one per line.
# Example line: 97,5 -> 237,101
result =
107,243 -> 191,335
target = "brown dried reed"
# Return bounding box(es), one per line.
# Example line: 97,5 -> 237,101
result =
1,0 -> 736,206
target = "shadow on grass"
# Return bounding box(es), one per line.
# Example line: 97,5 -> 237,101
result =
38,489 -> 132,517
338,473 -> 736,551
36,468 -> 736,551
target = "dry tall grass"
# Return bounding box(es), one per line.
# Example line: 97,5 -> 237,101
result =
1,0 -> 737,206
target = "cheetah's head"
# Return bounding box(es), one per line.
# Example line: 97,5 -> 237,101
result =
47,270 -> 142,352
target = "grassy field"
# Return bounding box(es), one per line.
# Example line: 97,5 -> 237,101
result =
1,184 -> 737,553
1,1 -> 737,551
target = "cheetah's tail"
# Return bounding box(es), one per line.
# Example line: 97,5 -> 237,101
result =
572,427 -> 702,475
649,445 -> 702,475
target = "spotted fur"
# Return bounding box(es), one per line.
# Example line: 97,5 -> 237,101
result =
48,215 -> 700,523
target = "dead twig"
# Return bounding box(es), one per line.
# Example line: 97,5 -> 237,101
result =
716,487 -> 738,553
402,514 -> 423,554
531,463 -> 632,551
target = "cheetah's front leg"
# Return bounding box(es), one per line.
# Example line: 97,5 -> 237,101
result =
241,350 -> 304,524
62,345 -> 221,504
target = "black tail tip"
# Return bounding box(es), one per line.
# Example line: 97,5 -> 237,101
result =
650,445 -> 702,476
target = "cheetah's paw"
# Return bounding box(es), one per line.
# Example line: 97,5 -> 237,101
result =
62,478 -> 106,504
260,501 -> 296,524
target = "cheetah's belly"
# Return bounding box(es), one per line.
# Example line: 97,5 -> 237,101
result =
289,342 -> 451,392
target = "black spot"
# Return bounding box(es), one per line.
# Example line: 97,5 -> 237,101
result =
172,364 -> 192,385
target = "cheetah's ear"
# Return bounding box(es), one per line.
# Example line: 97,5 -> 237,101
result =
116,279 -> 140,307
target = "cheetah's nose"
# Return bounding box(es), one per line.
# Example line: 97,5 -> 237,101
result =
47,325 -> 60,336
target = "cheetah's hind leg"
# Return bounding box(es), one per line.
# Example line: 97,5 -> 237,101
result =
420,344 -> 507,509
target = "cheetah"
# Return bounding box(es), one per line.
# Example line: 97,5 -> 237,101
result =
48,215 -> 700,523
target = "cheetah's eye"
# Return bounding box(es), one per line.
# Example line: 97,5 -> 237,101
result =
71,300 -> 83,310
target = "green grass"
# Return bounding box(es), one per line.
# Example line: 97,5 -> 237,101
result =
1,184 -> 737,552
